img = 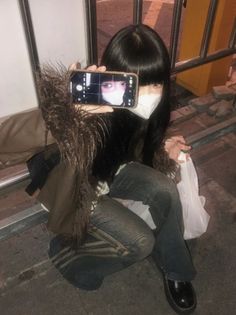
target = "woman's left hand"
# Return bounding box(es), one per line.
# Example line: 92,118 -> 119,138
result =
164,135 -> 191,163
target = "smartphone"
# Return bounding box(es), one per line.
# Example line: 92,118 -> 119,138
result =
69,70 -> 139,108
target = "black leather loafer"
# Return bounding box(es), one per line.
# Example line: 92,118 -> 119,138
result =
163,276 -> 197,314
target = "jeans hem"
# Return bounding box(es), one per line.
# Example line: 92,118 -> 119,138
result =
165,271 -> 196,282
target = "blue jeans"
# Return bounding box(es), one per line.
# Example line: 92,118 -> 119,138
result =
49,162 -> 196,287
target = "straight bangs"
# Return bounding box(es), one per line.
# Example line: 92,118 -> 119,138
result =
101,24 -> 170,87
99,73 -> 127,83
125,49 -> 169,86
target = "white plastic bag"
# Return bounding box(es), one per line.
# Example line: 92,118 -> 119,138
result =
177,152 -> 210,240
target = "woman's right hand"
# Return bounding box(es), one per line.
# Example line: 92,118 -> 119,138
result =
69,63 -> 114,114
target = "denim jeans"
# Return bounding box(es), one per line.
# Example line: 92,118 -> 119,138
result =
49,162 -> 196,288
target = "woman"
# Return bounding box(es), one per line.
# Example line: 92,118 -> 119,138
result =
100,76 -> 127,106
0,24 -> 197,314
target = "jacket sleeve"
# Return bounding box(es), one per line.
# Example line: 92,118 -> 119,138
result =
0,108 -> 55,168
37,162 -> 79,235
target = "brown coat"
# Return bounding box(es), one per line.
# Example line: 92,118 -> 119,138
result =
0,109 -> 80,235
0,109 -> 53,168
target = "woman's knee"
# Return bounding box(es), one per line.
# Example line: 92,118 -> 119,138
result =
128,228 -> 155,261
91,196 -> 155,259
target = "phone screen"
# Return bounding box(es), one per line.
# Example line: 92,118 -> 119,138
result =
69,70 -> 138,108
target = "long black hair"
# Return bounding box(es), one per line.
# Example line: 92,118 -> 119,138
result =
93,24 -> 171,180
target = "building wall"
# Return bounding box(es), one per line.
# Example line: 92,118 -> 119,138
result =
0,0 -> 88,119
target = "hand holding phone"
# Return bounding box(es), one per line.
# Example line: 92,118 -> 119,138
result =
69,66 -> 138,108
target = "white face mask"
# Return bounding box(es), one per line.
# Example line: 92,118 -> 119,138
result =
129,93 -> 162,119
102,91 -> 124,105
